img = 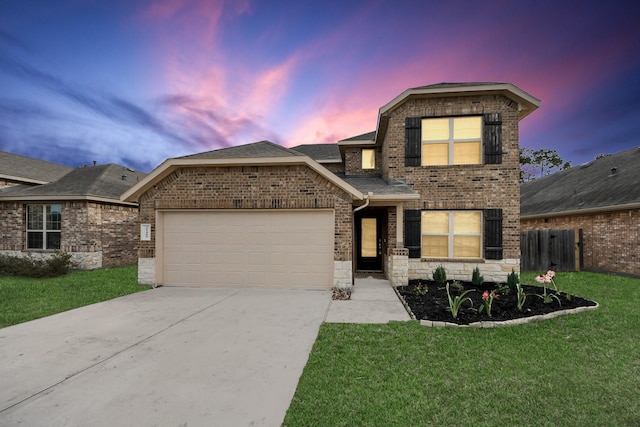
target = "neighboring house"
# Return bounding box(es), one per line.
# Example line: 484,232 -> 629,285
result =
0,151 -> 73,188
122,82 -> 540,289
521,146 -> 640,276
0,156 -> 146,269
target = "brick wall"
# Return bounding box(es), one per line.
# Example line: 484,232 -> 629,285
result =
344,146 -> 383,176
95,203 -> 139,266
0,200 -> 138,268
521,208 -> 640,276
138,164 -> 354,262
378,94 -> 522,280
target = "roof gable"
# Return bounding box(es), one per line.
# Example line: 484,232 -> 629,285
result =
0,151 -> 74,184
521,146 -> 640,217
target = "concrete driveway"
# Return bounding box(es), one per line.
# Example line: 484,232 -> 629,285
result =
0,287 -> 331,426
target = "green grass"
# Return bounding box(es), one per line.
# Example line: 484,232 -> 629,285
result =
284,272 -> 640,426
0,265 -> 147,328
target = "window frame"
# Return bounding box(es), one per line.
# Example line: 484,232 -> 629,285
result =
361,148 -> 376,170
421,116 -> 482,166
420,210 -> 483,259
26,204 -> 62,250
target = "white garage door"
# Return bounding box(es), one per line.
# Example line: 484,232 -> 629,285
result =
160,210 -> 334,289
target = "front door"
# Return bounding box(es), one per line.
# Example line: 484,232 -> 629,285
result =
356,211 -> 384,271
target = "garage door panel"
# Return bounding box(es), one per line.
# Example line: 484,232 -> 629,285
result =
161,210 -> 334,289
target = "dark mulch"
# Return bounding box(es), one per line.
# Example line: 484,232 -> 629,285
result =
396,279 -> 597,325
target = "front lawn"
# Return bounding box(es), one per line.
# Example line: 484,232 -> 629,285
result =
284,272 -> 640,426
0,265 -> 147,328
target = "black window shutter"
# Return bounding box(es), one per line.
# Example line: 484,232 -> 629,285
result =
483,113 -> 502,164
405,117 -> 421,166
404,209 -> 421,258
484,208 -> 503,260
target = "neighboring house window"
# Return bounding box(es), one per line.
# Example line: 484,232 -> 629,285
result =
26,204 -> 61,250
405,113 -> 502,166
362,149 -> 375,169
421,211 -> 482,258
421,117 -> 481,165
405,209 -> 503,260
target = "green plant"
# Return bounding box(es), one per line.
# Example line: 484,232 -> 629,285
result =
515,282 -> 527,312
507,269 -> 519,291
471,266 -> 484,287
534,270 -> 561,306
445,282 -> 474,319
449,280 -> 464,292
0,252 -> 71,278
412,283 -> 428,295
433,265 -> 447,286
478,289 -> 498,317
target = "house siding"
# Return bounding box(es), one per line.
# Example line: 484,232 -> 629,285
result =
521,208 -> 640,276
381,95 -> 521,281
137,164 -> 354,287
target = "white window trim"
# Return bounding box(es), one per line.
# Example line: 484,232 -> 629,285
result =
421,210 -> 483,258
26,204 -> 62,250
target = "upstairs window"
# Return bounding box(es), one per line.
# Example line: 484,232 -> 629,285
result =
362,149 -> 375,170
421,117 -> 482,165
405,113 -> 502,166
26,204 -> 61,250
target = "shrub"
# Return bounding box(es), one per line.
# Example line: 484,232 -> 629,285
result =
0,252 -> 72,278
471,266 -> 484,287
507,269 -> 520,292
432,265 -> 447,286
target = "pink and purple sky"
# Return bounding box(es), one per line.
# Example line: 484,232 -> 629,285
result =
1,0 -> 639,172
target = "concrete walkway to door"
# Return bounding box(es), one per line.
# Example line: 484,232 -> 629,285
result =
0,287 -> 331,427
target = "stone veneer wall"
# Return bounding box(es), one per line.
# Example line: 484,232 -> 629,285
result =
0,200 -> 138,269
137,164 -> 354,288
381,94 -> 522,281
521,208 -> 640,276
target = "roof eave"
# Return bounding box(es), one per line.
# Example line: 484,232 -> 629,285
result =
121,156 -> 365,203
369,193 -> 420,202
0,174 -> 49,185
0,194 -> 138,206
521,202 -> 640,219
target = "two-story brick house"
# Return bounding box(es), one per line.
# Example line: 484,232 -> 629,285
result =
122,82 -> 539,289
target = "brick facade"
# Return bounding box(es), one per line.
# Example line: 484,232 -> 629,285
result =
344,146 -> 383,176
521,208 -> 640,276
0,201 -> 138,269
381,95 -> 522,280
137,164 -> 354,281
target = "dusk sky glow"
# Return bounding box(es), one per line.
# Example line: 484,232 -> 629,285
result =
1,0 -> 639,172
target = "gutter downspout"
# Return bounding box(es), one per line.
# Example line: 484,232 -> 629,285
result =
353,192 -> 373,213
351,192 -> 373,287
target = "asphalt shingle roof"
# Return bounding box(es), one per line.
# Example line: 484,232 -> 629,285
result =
520,146 -> 640,216
0,151 -> 74,183
290,144 -> 341,162
337,174 -> 418,196
179,141 -> 302,159
0,164 -> 146,201
338,131 -> 376,142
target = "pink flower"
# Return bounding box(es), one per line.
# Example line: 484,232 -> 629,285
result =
493,293 -> 499,300
535,275 -> 545,283
482,291 -> 489,301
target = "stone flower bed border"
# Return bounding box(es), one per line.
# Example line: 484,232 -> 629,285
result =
392,286 -> 600,328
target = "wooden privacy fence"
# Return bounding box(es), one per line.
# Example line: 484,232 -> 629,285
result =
520,229 -> 582,273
